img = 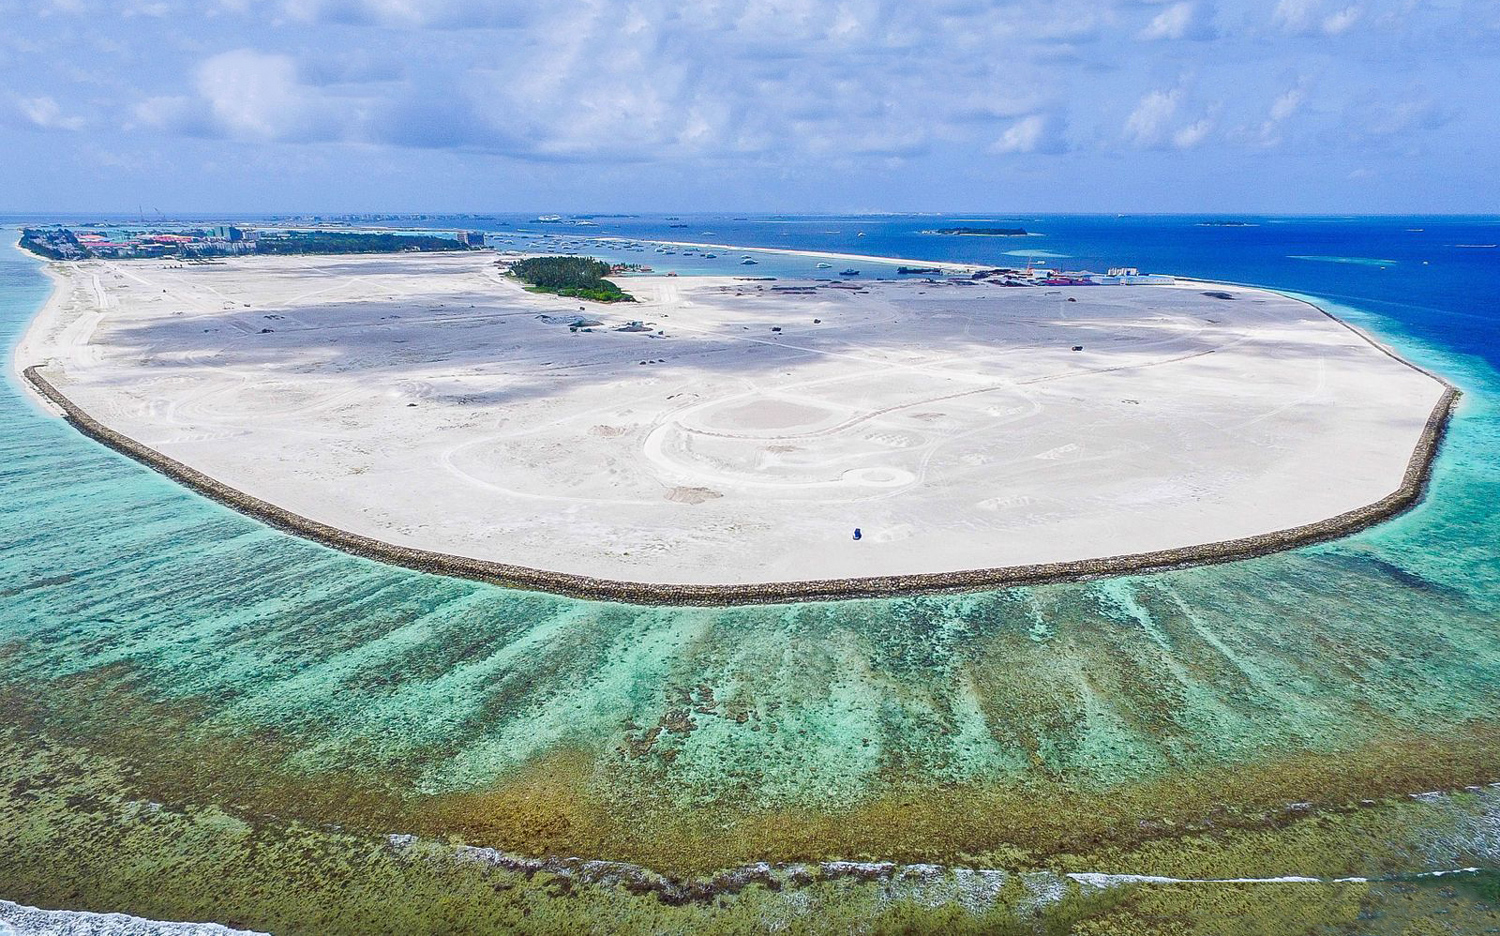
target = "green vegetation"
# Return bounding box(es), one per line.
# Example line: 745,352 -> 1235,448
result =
251,231 -> 468,255
509,255 -> 635,302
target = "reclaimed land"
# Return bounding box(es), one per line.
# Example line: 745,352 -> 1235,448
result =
20,367 -> 1457,606
15,249 -> 1459,605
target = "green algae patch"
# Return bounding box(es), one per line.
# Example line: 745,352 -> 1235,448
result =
5,727 -> 1500,935
8,665 -> 1500,882
1,731 -> 1134,935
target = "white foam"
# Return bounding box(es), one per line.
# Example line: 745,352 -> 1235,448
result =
0,901 -> 265,935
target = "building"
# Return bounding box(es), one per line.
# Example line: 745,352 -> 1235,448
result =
1088,270 -> 1177,285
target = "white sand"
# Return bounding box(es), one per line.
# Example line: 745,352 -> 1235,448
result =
15,251 -> 1447,586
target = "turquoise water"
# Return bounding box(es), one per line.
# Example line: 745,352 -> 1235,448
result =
2,219 -> 1500,813
1289,255 -> 1400,266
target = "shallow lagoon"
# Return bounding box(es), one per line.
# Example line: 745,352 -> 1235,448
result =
3,217 -> 1500,932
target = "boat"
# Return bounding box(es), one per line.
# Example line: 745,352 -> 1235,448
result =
815,262 -> 832,269
704,254 -> 717,259
741,258 -> 759,265
840,268 -> 859,276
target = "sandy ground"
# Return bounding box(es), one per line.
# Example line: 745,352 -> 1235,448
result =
14,251 -> 1447,585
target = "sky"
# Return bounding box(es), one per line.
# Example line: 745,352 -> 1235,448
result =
2,0 -> 1497,215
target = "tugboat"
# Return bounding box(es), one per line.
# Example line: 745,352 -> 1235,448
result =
840,268 -> 859,276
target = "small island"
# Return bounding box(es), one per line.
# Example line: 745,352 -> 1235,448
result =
505,256 -> 635,303
922,227 -> 1029,236
19,226 -> 479,261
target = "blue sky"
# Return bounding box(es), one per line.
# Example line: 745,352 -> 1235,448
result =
2,0 -> 1497,214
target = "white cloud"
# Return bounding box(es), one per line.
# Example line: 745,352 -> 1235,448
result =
124,0 -> 171,16
990,113 -> 1068,154
1356,94 -> 1448,138
132,48 -> 374,144
1124,86 -> 1218,149
131,94 -> 195,131
279,0 -> 529,28
1173,117 -> 1214,148
1251,82 -> 1308,146
194,49 -> 307,139
1140,2 -> 1212,40
1273,0 -> 1362,35
17,95 -> 85,131
1124,88 -> 1182,146
81,0 -> 1482,186
1269,85 -> 1306,122
1272,0 -> 1319,31
1322,4 -> 1361,34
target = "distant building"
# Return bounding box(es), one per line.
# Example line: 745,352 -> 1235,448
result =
1088,270 -> 1176,285
456,231 -> 487,248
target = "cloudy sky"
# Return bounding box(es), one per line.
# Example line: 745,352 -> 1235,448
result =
3,0 -> 1497,214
